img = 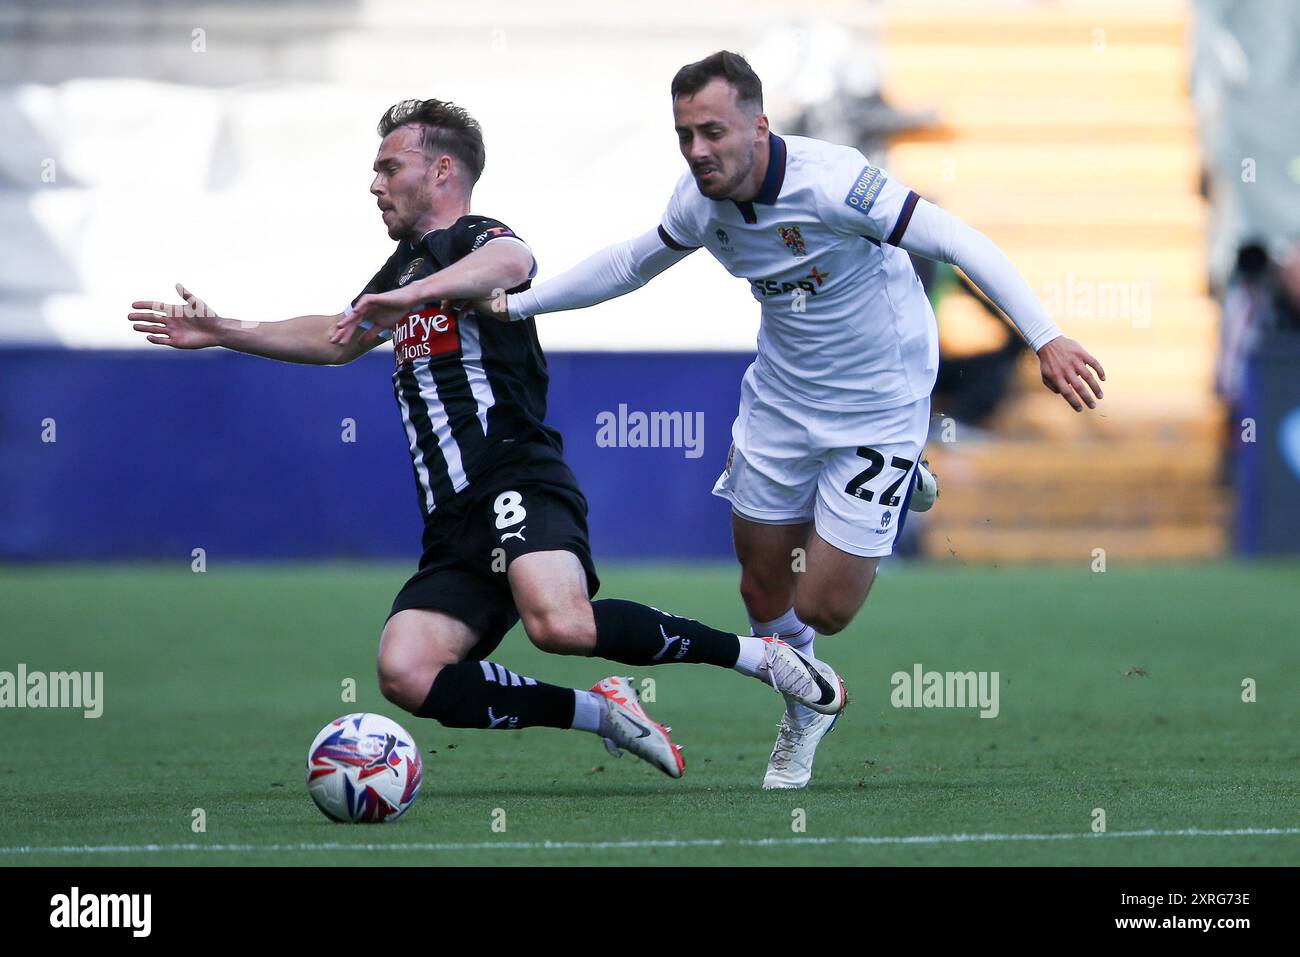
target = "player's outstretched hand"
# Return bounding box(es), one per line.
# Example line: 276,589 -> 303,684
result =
127,283 -> 222,349
1037,336 -> 1105,412
330,290 -> 411,346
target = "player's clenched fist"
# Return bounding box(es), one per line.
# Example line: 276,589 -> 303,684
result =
1036,336 -> 1106,412
127,283 -> 222,349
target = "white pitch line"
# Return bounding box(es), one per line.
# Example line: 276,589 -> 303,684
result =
1,827 -> 1297,855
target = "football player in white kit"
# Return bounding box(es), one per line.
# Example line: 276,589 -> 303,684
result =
492,51 -> 1106,789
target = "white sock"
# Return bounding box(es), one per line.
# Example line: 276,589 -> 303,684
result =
749,608 -> 816,660
570,689 -> 604,734
733,636 -> 768,677
750,608 -> 819,728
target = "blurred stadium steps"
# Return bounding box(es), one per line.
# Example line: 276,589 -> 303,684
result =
878,1 -> 1225,563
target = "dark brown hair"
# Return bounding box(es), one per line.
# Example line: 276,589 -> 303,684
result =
377,99 -> 486,185
670,50 -> 763,114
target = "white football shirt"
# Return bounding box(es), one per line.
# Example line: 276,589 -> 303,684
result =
658,133 -> 938,412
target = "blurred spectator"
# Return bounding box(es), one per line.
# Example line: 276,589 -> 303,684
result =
1216,239 -> 1300,481
1192,0 -> 1300,290
1277,245 -> 1300,331
1217,240 -> 1300,403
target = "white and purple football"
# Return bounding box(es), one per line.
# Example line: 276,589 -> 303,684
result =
306,713 -> 423,823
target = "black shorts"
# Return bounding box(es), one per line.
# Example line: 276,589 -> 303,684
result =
388,449 -> 600,661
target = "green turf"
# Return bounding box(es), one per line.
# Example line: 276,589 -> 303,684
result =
0,561 -> 1297,866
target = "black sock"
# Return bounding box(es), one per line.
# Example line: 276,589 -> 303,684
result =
415,660 -> 576,730
591,598 -> 741,667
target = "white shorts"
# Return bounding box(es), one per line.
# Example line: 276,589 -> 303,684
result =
712,368 -> 930,557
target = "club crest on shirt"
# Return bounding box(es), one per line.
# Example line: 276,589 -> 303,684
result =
397,258 -> 428,287
777,224 -> 806,258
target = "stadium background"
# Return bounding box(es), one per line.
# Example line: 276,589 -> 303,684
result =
2,0 -> 1299,562
1,0 -> 1297,867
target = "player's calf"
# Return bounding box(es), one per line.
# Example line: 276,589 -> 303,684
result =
791,601 -> 856,637
733,514 -> 809,622
587,599 -> 846,713
415,660 -> 577,731
739,573 -> 797,625
590,598 -> 744,666
792,545 -> 880,635
793,574 -> 871,634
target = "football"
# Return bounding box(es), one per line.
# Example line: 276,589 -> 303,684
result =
306,713 -> 423,823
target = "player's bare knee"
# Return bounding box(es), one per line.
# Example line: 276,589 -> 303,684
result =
522,603 -> 594,655
377,656 -> 441,714
377,671 -> 416,712
376,617 -> 451,712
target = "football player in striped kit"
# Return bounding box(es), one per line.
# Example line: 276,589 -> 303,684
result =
489,52 -> 1106,789
128,97 -> 849,780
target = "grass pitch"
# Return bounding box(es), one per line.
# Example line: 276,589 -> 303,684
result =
1,561 -> 1297,866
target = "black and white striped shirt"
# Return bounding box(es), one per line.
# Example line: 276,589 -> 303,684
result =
353,216 -> 565,520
